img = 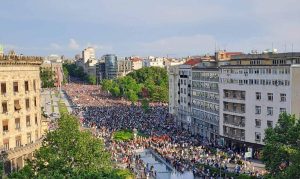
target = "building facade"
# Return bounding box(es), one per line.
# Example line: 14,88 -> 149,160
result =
0,54 -> 44,173
219,52 -> 300,154
103,54 -> 132,79
191,65 -> 219,141
176,65 -> 192,131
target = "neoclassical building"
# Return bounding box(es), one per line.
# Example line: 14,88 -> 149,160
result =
0,53 -> 45,173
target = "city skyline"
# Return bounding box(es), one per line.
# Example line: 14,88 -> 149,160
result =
1,0 -> 300,57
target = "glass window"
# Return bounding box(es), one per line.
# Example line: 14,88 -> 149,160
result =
256,92 -> 261,100
255,132 -> 261,142
2,101 -> 8,113
280,93 -> 286,102
267,107 -> 273,116
255,119 -> 261,127
267,121 -> 273,128
13,82 -> 18,93
1,83 -> 6,95
25,81 -> 29,92
255,106 -> 261,114
268,93 -> 273,101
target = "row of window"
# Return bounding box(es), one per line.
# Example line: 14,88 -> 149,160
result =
255,106 -> 286,115
3,130 -> 39,151
2,114 -> 39,133
192,91 -> 219,102
221,67 -> 290,75
1,80 -> 37,95
192,109 -> 219,124
221,79 -> 290,86
1,97 -> 38,113
192,81 -> 218,91
255,119 -> 273,128
256,92 -> 286,102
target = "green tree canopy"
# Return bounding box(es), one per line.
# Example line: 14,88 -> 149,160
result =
40,67 -> 55,88
262,113 -> 300,178
10,113 -> 113,178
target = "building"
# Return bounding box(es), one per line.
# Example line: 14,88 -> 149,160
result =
191,62 -> 219,141
144,56 -> 165,68
176,65 -> 193,131
0,53 -> 45,172
103,54 -> 132,79
82,47 -> 95,64
219,52 -> 300,155
130,57 -> 143,70
168,66 -> 180,116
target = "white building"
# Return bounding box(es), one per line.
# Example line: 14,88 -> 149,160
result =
82,47 -> 95,63
168,65 -> 180,116
219,52 -> 300,154
144,56 -> 165,68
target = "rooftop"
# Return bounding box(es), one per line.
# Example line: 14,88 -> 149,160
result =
0,54 -> 43,66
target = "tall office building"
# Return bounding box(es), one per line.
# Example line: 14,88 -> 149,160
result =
82,47 -> 95,63
0,53 -> 44,172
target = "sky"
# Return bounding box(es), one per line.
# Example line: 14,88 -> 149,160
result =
0,0 -> 300,58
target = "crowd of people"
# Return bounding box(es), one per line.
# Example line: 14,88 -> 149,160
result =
63,83 -> 266,178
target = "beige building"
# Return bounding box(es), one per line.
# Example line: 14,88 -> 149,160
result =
0,54 -> 45,173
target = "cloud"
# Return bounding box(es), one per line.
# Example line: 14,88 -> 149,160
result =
68,38 -> 80,50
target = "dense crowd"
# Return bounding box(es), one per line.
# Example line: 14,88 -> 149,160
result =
63,83 -> 266,178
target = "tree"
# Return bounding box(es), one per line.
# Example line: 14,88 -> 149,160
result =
9,113 -> 113,178
62,66 -> 69,84
87,75 -> 97,85
262,113 -> 300,178
40,67 -> 55,88
102,80 -> 114,92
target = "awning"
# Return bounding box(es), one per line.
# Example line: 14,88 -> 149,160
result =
15,103 -> 21,110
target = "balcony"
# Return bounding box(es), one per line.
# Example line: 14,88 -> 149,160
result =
7,137 -> 44,159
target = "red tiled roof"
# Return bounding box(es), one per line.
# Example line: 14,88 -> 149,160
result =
184,58 -> 202,66
131,58 -> 142,62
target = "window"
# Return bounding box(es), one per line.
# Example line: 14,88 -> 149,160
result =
2,101 -> 7,113
267,121 -> 273,128
35,114 -> 38,125
280,108 -> 286,113
25,98 -> 30,109
3,140 -> 9,151
267,93 -> 273,101
256,92 -> 261,100
14,100 -> 21,111
255,106 -> 261,114
35,130 -> 39,141
280,93 -> 286,102
26,115 -> 31,127
241,104 -> 245,113
267,107 -> 273,116
255,119 -> 261,127
184,88 -> 186,94
27,133 -> 32,144
1,83 -> 6,95
25,81 -> 29,92
2,120 -> 8,132
15,118 -> 20,129
34,97 -> 37,107
16,136 -> 22,147
255,132 -> 261,142
13,82 -> 18,93
33,80 -> 36,91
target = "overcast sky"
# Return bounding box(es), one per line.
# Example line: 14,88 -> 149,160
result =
1,0 -> 299,58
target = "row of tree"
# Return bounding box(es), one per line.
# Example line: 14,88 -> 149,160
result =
63,63 -> 97,85
101,67 -> 168,103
